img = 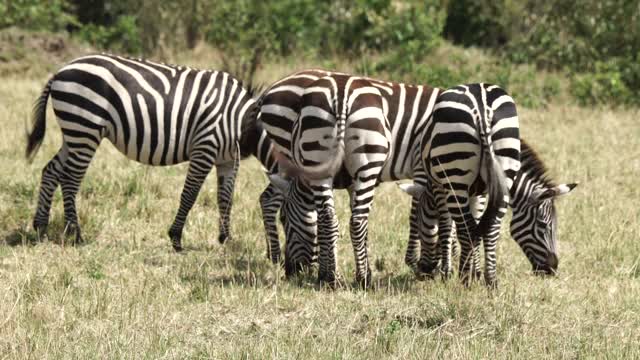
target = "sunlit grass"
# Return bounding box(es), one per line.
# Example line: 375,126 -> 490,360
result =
1,62 -> 639,358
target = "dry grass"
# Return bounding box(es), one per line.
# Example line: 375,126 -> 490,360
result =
1,52 -> 639,359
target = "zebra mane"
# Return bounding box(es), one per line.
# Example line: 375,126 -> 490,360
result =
520,139 -> 557,188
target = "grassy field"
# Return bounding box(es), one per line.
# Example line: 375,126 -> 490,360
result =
1,54 -> 639,359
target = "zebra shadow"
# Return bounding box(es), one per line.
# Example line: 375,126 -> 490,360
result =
2,219 -> 92,248
3,228 -> 40,247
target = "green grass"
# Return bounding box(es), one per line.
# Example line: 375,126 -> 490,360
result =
1,57 -> 639,359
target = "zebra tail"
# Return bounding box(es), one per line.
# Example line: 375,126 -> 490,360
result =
274,112 -> 346,181
26,77 -> 53,162
476,119 -> 508,237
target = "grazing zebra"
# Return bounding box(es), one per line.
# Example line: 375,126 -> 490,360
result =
411,83 -> 521,287
262,69 -> 441,286
401,138 -> 577,280
25,53 -> 262,250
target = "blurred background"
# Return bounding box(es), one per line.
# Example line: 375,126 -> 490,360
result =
1,0 -> 639,108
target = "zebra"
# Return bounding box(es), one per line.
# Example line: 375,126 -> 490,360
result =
25,53 -> 264,251
261,69 -> 440,286
400,138 -> 577,281
407,83 -> 521,287
264,74 -> 577,287
407,83 -> 573,287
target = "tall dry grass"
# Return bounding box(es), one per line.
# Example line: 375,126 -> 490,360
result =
0,49 -> 639,358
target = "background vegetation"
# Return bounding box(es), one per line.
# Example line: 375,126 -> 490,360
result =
2,0 -> 639,107
1,0 -> 639,358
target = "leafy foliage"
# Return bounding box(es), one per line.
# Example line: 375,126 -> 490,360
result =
3,0 -> 640,107
445,0 -> 640,106
0,0 -> 77,31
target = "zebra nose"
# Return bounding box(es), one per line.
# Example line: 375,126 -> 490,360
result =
546,253 -> 559,272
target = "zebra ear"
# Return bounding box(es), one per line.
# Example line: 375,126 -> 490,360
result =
530,188 -> 556,204
397,183 -> 426,198
531,183 -> 578,204
269,174 -> 290,193
552,182 -> 578,197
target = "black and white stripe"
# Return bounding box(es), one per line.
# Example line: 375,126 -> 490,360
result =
402,139 -> 577,280
262,70 -> 440,286
417,83 -> 520,287
26,53 -> 258,250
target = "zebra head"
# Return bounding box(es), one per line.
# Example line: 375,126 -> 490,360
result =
511,182 -> 578,275
268,174 -> 318,277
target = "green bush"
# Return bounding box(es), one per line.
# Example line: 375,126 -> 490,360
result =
0,0 -> 77,32
76,15 -> 142,54
571,62 -> 634,106
444,0 -> 640,106
372,1 -> 445,78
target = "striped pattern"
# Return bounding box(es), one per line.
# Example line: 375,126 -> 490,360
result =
419,83 -> 520,287
403,139 -> 577,280
508,141 -> 577,274
26,53 -> 258,249
261,70 -> 440,286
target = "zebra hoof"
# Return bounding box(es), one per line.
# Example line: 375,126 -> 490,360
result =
319,273 -> 338,290
440,268 -> 454,282
63,223 -> 83,246
415,260 -> 438,281
404,256 -> 419,272
285,259 -> 306,278
356,271 -> 373,289
484,274 -> 498,289
460,271 -> 474,288
33,224 -> 48,242
270,252 -> 282,266
218,233 -> 230,244
168,229 -> 183,252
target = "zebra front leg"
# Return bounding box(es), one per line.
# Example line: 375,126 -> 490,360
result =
448,200 -> 480,286
216,161 -> 238,244
404,197 -> 421,271
32,147 -> 68,240
260,184 -> 283,264
58,144 -> 97,245
168,154 -> 214,251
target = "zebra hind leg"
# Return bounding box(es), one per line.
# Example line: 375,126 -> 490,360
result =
168,153 -> 214,251
32,147 -> 68,241
216,161 -> 238,245
314,185 -> 339,288
58,144 -> 98,245
416,195 -> 439,280
437,213 -> 455,281
260,184 -> 283,264
451,211 -> 480,287
481,206 -> 507,289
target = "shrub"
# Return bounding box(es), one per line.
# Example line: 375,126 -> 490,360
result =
571,62 -> 634,106
76,15 -> 142,54
0,0 -> 77,32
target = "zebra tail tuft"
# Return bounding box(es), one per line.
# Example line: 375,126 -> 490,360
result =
26,77 -> 53,162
